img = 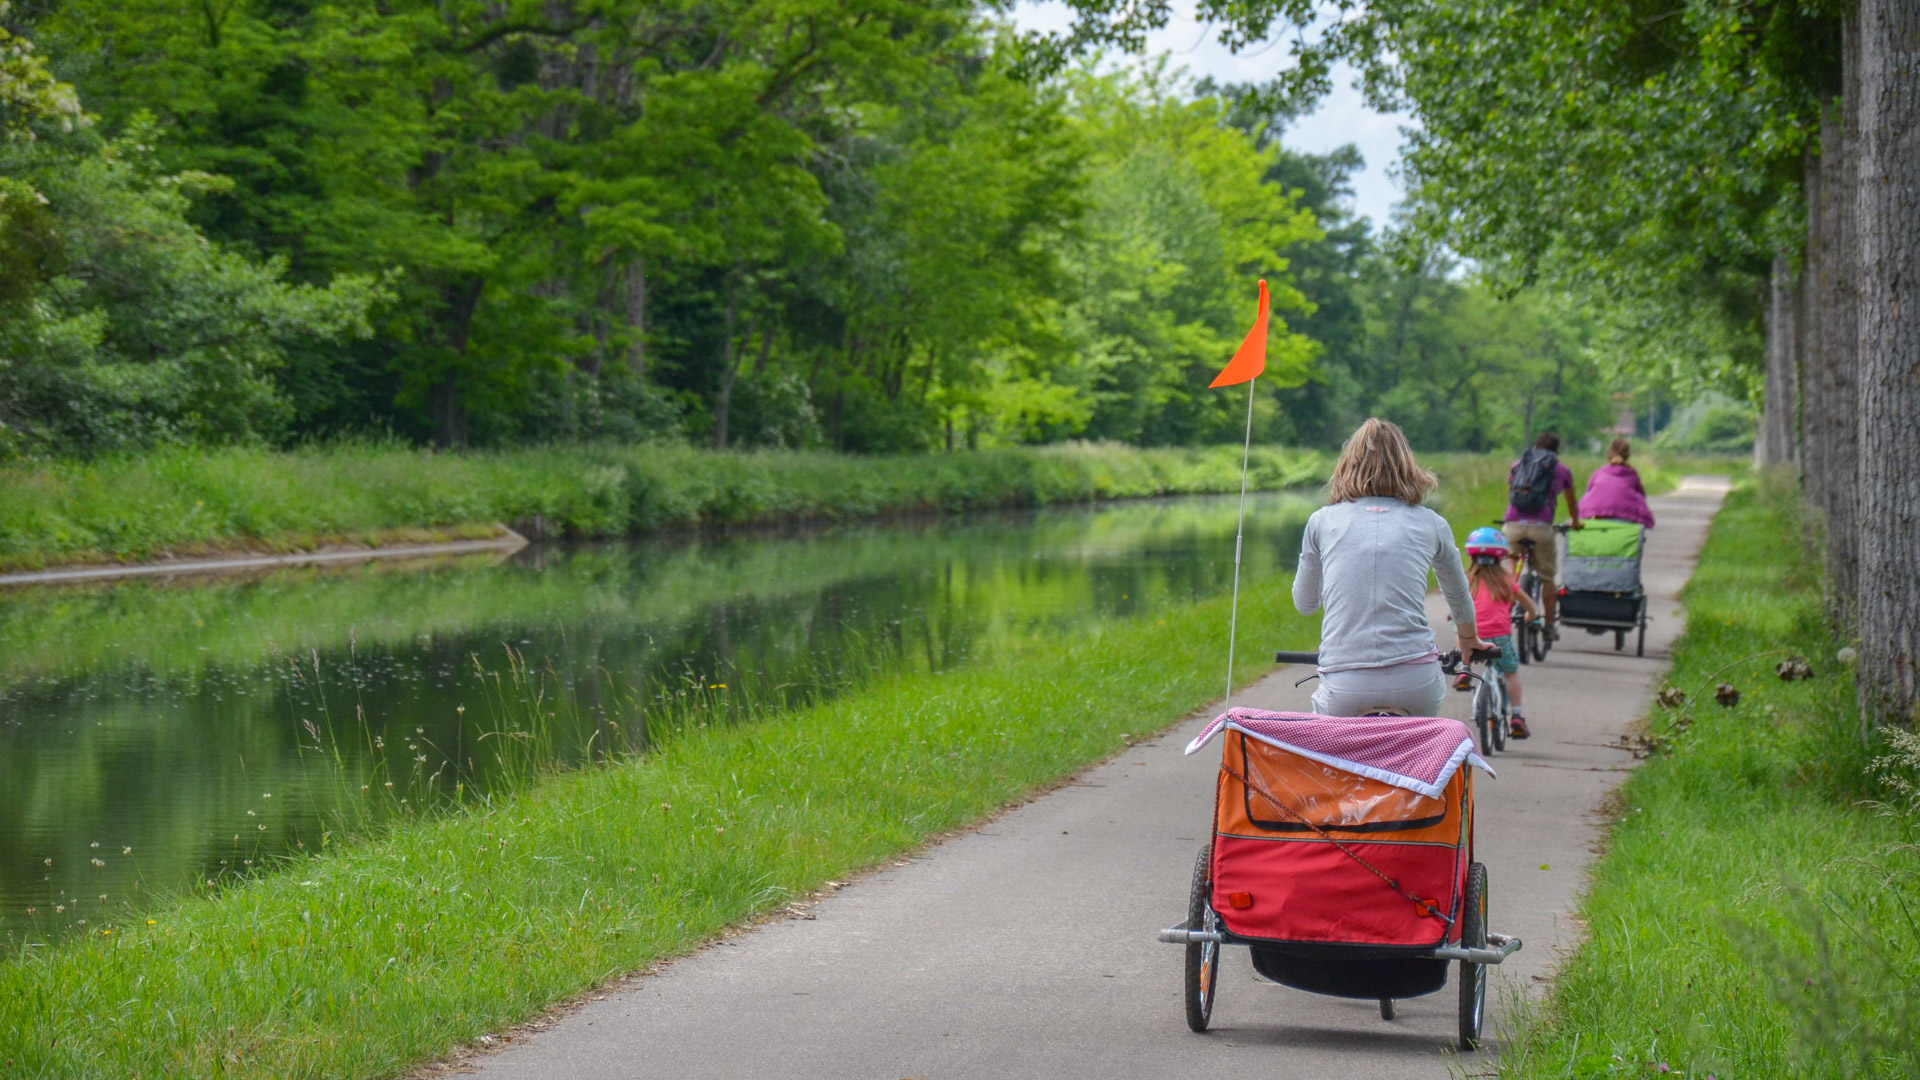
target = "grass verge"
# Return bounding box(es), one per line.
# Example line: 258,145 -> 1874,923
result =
0,443 -> 1739,573
0,441 -> 1328,571
1498,477 -> 1919,1079
0,586 -> 1314,1078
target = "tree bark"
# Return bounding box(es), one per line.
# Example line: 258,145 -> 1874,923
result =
1757,255 -> 1799,467
712,281 -> 742,450
624,258 -> 648,378
1854,0 -> 1920,724
430,277 -> 484,448
1806,19 -> 1864,634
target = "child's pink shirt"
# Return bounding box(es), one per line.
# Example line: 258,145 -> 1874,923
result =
1471,578 -> 1515,640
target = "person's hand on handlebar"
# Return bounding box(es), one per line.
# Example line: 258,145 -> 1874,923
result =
1456,629 -> 1494,655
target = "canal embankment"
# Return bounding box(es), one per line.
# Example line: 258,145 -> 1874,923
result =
0,442 -> 1329,575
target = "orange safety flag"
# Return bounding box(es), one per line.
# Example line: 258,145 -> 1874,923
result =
1209,279 -> 1269,388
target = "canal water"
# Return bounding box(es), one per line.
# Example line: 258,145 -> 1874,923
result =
0,492 -> 1319,943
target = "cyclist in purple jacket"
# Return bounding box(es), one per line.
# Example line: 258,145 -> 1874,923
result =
1578,437 -> 1656,528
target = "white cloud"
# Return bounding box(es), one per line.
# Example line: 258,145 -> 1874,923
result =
1009,0 -> 1409,229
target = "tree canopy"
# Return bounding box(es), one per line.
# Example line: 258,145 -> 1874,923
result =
0,0 -> 1623,457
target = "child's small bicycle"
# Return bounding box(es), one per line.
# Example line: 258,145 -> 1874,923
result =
1461,646 -> 1512,756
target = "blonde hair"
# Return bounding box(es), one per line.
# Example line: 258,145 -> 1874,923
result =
1467,558 -> 1517,603
1608,436 -> 1632,466
1328,418 -> 1438,505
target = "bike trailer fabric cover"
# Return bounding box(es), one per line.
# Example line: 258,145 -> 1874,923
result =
1187,709 -> 1490,950
1561,518 -> 1645,593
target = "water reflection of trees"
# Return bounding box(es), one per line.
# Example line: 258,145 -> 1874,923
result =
0,493 -> 1314,941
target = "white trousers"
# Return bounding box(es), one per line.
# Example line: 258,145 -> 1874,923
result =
1309,661 -> 1447,718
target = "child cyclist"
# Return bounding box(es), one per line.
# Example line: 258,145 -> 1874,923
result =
1455,527 -> 1540,738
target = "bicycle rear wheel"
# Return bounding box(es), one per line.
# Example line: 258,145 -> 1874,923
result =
1528,576 -> 1551,662
1491,673 -> 1509,751
1474,679 -> 1494,756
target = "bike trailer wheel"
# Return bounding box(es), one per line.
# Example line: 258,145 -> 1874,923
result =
1185,844 -> 1219,1032
1458,862 -> 1489,1050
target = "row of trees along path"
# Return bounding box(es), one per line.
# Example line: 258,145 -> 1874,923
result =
1031,0 -> 1918,730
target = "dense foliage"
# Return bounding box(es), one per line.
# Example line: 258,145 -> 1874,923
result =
0,2 -> 1620,458
1034,0 -> 1920,739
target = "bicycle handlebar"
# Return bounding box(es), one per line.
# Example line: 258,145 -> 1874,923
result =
1488,517 -> 1576,534
1281,648 -> 1497,672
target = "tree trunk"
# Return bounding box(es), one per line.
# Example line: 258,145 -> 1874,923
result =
430,277 -> 484,448
712,283 -> 742,450
1806,20 -> 1864,634
1854,0 -> 1920,724
1803,103 -> 1833,554
624,258 -> 647,378
1757,255 -> 1799,467
429,378 -> 469,449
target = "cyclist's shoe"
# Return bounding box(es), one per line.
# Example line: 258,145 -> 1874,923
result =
1510,713 -> 1531,739
1543,622 -> 1559,644
1453,672 -> 1473,692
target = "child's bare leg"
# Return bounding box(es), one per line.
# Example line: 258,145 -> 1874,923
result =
1507,671 -> 1523,711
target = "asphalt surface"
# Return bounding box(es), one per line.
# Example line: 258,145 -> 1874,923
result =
463,479 -> 1731,1080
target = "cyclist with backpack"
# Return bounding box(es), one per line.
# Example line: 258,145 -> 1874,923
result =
1503,431 -> 1584,638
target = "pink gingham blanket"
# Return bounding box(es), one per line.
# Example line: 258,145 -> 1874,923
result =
1183,708 -> 1493,799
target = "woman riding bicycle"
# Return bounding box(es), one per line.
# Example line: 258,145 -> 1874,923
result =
1578,437 -> 1656,528
1293,418 -> 1492,717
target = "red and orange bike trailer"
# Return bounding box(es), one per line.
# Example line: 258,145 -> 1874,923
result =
1159,679 -> 1521,1048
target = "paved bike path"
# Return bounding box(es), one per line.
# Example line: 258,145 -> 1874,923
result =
460,479 -> 1730,1080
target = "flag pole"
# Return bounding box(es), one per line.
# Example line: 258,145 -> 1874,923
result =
1222,375 -> 1257,711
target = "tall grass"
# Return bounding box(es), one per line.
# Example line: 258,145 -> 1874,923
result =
1499,478 -> 1918,1079
0,442 -> 1330,571
0,587 -> 1315,1078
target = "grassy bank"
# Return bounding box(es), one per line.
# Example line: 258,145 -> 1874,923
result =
0,586 -> 1313,1078
0,441 -> 1329,572
1501,479 -> 1919,1079
0,442 -> 1738,574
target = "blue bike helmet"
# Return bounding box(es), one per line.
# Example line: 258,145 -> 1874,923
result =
1464,526 -> 1510,559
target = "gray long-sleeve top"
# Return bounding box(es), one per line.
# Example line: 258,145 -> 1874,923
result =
1291,496 -> 1477,672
